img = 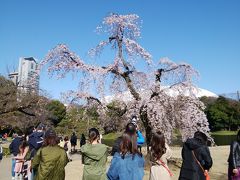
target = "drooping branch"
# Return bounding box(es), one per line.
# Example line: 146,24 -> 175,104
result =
39,13 -> 212,144
43,44 -> 119,78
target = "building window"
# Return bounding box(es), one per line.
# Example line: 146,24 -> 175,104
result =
31,63 -> 34,69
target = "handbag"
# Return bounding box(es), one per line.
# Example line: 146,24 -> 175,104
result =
192,151 -> 210,180
232,168 -> 240,180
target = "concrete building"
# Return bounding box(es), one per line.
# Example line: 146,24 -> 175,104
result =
8,72 -> 18,86
9,57 -> 39,93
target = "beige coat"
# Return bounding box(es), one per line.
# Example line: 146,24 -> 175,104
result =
150,164 -> 172,180
150,144 -> 172,180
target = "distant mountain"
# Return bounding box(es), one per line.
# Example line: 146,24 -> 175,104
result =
103,87 -> 218,103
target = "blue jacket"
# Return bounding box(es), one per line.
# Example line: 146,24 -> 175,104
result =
107,152 -> 145,180
137,131 -> 144,145
28,131 -> 44,159
9,136 -> 23,156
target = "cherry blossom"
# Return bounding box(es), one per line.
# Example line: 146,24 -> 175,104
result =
39,13 -> 212,147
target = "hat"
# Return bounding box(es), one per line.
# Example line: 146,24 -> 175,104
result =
131,115 -> 137,126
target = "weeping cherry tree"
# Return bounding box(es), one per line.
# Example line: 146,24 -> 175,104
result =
39,13 -> 211,149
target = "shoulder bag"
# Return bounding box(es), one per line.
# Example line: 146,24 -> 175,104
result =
192,151 -> 210,180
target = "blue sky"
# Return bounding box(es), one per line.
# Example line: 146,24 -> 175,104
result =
0,0 -> 239,99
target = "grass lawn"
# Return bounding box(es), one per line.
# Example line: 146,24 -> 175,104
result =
210,130 -> 238,136
102,132 -> 121,147
102,132 -> 121,139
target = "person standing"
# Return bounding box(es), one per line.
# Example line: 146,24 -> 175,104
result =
81,128 -> 108,180
32,129 -> 68,180
131,116 -> 145,153
111,122 -> 144,156
107,132 -> 145,180
80,134 -> 86,147
63,136 -> 72,161
28,124 -> 45,160
150,131 -> 172,180
14,141 -> 29,180
0,142 -> 3,162
70,132 -> 77,153
179,131 -> 212,180
228,130 -> 240,180
9,132 -> 23,180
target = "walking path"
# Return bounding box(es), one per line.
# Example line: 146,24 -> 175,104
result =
0,146 -> 229,180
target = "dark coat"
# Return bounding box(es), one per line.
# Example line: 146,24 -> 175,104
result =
228,141 -> 240,169
28,131 -> 44,159
70,134 -> 77,146
9,136 -> 23,156
80,135 -> 86,147
179,138 -> 213,180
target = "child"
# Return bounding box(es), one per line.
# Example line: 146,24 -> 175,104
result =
14,141 -> 29,180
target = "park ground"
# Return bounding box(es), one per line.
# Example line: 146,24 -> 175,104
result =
0,144 -> 228,180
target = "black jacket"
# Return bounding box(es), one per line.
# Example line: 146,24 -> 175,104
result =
80,136 -> 86,147
70,135 -> 77,145
179,138 -> 213,180
28,131 -> 44,159
228,141 -> 240,169
9,137 -> 23,156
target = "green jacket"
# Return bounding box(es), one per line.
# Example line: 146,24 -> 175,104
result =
81,143 -> 108,180
32,145 -> 68,180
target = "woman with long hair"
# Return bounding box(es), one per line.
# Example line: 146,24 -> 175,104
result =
111,122 -> 145,156
32,129 -> 68,180
228,130 -> 240,180
81,128 -> 108,180
107,132 -> 144,180
150,131 -> 172,180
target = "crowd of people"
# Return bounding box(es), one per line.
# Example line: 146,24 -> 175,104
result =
2,118 -> 240,180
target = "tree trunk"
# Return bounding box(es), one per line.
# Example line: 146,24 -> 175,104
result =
140,105 -> 152,153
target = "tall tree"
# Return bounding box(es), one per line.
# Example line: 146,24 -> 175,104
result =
46,100 -> 66,126
0,75 -> 51,129
40,13 -> 211,146
202,96 -> 240,131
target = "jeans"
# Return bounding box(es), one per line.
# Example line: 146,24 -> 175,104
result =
12,158 -> 16,177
